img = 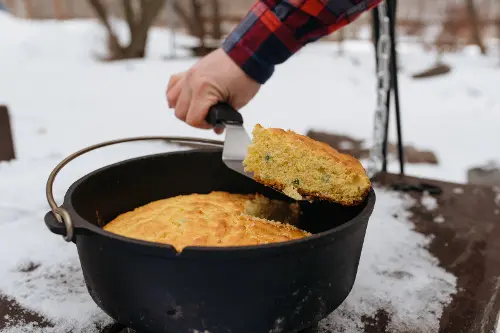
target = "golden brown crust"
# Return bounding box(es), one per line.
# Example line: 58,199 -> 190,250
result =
243,124 -> 371,206
254,124 -> 367,176
103,191 -> 310,252
254,175 -> 370,206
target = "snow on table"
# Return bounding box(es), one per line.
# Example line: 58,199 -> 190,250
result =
0,184 -> 457,333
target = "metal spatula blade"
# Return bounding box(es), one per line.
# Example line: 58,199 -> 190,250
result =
206,102 -> 254,178
206,103 -> 308,202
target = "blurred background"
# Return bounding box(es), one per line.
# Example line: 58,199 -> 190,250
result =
0,0 -> 499,190
2,0 -> 499,58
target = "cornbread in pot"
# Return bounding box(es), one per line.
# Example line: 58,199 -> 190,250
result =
103,191 -> 310,252
243,124 -> 371,206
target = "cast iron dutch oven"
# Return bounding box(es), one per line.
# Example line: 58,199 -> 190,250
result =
44,110 -> 376,333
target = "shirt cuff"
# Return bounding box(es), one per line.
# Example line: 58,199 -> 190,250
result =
221,2 -> 303,84
222,35 -> 275,85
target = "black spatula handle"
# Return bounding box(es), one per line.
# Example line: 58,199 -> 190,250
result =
206,102 -> 243,128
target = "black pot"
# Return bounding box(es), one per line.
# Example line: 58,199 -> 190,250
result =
44,137 -> 376,333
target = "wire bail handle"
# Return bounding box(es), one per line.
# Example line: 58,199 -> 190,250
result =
45,136 -> 223,242
367,1 -> 392,179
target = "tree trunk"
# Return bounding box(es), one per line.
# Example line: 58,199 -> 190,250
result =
87,0 -> 165,60
52,0 -> 65,19
191,0 -> 206,43
465,0 -> 487,55
123,0 -> 165,59
209,0 -> 222,40
336,29 -> 345,56
19,0 -> 32,18
66,0 -> 74,18
497,2 -> 500,65
498,19 -> 500,65
172,0 -> 213,56
89,0 -> 165,60
88,0 -> 122,57
172,2 -> 194,34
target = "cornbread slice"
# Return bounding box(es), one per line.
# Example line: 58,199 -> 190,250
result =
103,191 -> 310,252
243,124 -> 371,206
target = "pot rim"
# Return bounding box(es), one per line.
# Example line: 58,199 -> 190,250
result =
58,148 -> 376,254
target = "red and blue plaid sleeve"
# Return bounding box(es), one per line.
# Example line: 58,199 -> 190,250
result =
222,0 -> 382,84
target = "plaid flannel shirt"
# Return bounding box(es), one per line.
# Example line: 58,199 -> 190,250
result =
222,0 -> 382,84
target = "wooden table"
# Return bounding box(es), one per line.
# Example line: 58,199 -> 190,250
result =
367,173 -> 500,333
1,173 -> 499,333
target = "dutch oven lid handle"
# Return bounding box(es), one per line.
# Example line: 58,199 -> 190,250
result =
46,136 -> 223,242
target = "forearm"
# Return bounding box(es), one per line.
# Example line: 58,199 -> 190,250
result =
222,0 -> 382,84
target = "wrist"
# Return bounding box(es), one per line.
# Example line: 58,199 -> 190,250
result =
221,36 -> 275,85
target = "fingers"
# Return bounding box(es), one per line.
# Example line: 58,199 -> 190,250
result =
167,76 -> 226,134
165,48 -> 260,134
167,73 -> 182,94
185,85 -> 218,129
174,85 -> 191,122
166,72 -> 184,108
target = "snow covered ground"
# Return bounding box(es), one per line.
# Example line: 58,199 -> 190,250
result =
0,15 -> 500,182
0,13 -> 499,184
0,11 -> 499,333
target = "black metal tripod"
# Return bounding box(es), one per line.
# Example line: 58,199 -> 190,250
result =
371,3 -> 443,195
371,0 -> 405,176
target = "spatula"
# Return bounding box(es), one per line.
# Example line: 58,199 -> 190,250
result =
205,102 -> 254,178
205,102 -> 308,202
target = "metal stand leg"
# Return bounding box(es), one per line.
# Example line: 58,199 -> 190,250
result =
372,0 -> 404,176
371,2 -> 442,195
388,0 -> 405,176
0,105 -> 15,162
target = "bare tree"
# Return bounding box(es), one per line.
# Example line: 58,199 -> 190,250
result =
172,0 -> 222,56
12,0 -> 32,18
175,0 -> 206,55
88,0 -> 165,60
498,22 -> 500,65
190,0 -> 206,42
209,0 -> 222,41
434,3 -> 463,62
465,0 -> 487,54
497,0 -> 500,64
335,29 -> 345,56
52,0 -> 67,19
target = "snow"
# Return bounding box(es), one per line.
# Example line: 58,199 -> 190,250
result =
420,192 -> 438,211
318,189 -> 456,332
0,11 -> 499,333
433,214 -> 446,224
497,313 -> 500,333
0,185 -> 458,333
0,12 -> 499,184
494,187 -> 500,206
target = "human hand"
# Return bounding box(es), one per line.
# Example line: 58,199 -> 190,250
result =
166,48 -> 261,134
